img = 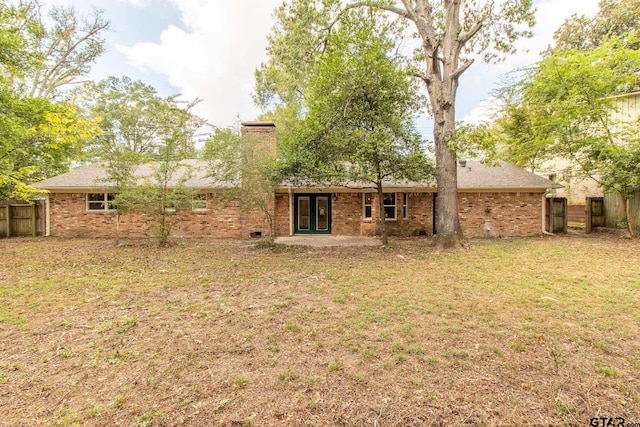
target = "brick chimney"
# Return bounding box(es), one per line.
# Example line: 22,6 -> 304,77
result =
240,121 -> 276,159
238,121 -> 277,238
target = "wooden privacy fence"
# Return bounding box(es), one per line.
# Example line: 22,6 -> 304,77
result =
602,192 -> 640,231
0,202 -> 40,237
586,197 -> 605,233
546,197 -> 567,233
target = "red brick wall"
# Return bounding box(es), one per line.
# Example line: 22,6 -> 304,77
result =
49,190 -> 543,239
273,191 -> 542,238
273,192 -> 435,237
458,192 -> 543,238
48,192 -> 271,239
274,193 -> 290,236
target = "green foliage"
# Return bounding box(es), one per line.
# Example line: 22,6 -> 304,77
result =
21,2 -> 110,98
497,29 -> 640,234
550,0 -> 640,53
254,0 -> 342,123
292,10 -> 429,181
205,125 -> 279,236
114,159 -> 196,247
0,1 -> 37,75
203,126 -> 241,161
492,100 -> 550,172
76,76 -> 203,160
77,76 -> 207,245
257,0 -> 535,247
0,1 -> 107,199
281,10 -> 433,245
592,142 -> 640,198
450,122 -> 500,165
0,86 -> 98,199
498,33 -> 640,173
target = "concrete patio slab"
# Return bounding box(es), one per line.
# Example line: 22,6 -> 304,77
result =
274,235 -> 382,247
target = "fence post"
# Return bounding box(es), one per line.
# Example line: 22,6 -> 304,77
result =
32,204 -> 38,237
6,205 -> 11,238
586,198 -> 592,233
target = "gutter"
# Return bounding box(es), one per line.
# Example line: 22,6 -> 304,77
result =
288,187 -> 294,236
45,194 -> 51,237
541,193 -> 554,236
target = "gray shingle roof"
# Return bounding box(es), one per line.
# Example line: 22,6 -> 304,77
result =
457,160 -> 561,190
33,159 -> 559,192
32,159 -> 235,190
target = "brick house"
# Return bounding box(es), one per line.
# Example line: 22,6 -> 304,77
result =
33,122 -> 559,240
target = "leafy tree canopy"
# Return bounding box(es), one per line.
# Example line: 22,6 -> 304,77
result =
256,0 -> 536,248
0,1 -> 101,199
1,0 -> 111,98
0,86 -> 99,199
550,0 -> 640,53
281,9 -> 433,244
75,76 -> 206,161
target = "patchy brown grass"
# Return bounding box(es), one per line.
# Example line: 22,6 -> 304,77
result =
0,233 -> 639,426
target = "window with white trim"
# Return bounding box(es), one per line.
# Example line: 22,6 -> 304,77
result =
363,193 -> 373,219
192,193 -> 208,211
87,193 -> 115,211
383,193 -> 396,220
403,193 -> 409,219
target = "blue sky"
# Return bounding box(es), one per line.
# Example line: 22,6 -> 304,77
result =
48,0 -> 600,138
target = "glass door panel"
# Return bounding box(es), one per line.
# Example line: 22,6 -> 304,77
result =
316,196 -> 329,231
298,197 -> 310,230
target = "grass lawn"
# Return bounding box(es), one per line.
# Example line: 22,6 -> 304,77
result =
0,234 -> 639,426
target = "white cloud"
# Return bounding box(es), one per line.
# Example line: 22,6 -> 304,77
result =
117,0 -> 280,128
462,98 -> 505,125
115,0 -> 150,7
501,0 -> 600,71
115,0 -> 603,130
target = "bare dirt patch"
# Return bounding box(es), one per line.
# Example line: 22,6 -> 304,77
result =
1,235 -> 639,426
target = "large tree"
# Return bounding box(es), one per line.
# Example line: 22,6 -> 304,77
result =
283,9 -> 432,245
549,0 -> 640,53
355,0 -> 535,248
254,0 -> 343,142
75,76 -> 205,160
0,87 -> 97,199
0,1 -> 99,199
498,33 -> 640,235
257,0 -> 535,248
76,76 -> 207,245
6,0 -> 111,98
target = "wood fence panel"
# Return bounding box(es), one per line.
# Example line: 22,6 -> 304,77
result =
11,205 -> 35,236
628,191 -> 640,232
0,202 -> 40,237
567,204 -> 586,223
604,193 -> 625,228
0,206 -> 6,236
546,197 -> 567,233
586,197 -> 605,233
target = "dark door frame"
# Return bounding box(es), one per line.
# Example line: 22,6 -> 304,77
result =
293,193 -> 332,234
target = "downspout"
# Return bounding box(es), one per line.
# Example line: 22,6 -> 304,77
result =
45,193 -> 51,237
288,187 -> 294,236
542,192 -> 554,236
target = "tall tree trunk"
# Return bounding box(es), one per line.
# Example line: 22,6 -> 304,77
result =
432,105 -> 463,249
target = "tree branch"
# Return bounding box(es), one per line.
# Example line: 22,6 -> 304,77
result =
451,59 -> 474,81
344,1 -> 412,20
458,19 -> 485,47
410,71 -> 430,85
